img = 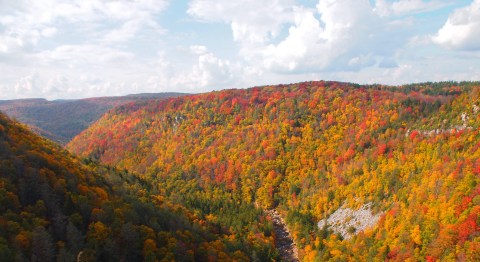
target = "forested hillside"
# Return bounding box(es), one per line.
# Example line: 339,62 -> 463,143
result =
0,93 -> 185,145
69,81 -> 480,261
0,112 -> 278,261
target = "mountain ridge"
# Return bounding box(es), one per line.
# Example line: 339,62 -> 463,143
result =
68,80 -> 480,261
0,92 -> 187,145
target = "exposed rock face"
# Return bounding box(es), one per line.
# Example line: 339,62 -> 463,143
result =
318,202 -> 382,240
406,104 -> 479,137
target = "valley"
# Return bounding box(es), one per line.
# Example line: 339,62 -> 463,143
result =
2,1 -> 480,261
0,93 -> 185,145
1,81 -> 480,261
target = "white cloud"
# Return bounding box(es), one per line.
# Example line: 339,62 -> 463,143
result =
433,0 -> 480,50
258,0 -> 403,72
189,45 -> 209,55
0,0 -> 479,100
41,27 -> 57,38
0,45 -> 242,100
36,45 -> 134,68
0,0 -> 168,56
374,0 -> 452,17
102,19 -> 145,44
0,0 -> 170,99
45,75 -> 68,94
260,8 -> 325,72
171,46 -> 238,90
188,0 -> 295,44
187,0 -> 422,74
13,74 -> 37,96
0,27 -> 41,54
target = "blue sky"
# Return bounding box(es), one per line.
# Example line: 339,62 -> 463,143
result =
0,0 -> 479,99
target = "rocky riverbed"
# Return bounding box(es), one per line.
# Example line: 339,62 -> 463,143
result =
265,209 -> 299,262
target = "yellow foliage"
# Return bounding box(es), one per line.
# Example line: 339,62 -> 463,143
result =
410,225 -> 422,245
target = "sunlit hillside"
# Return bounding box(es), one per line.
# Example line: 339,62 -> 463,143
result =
68,81 -> 480,261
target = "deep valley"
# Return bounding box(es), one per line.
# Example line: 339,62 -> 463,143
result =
1,81 -> 480,261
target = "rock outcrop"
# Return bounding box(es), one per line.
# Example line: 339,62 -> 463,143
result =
318,202 -> 382,240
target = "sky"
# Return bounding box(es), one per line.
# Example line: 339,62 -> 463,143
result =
0,0 -> 479,100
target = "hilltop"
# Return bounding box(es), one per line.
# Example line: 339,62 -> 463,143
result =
68,81 -> 480,261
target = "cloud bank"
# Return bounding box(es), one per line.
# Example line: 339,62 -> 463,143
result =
0,0 -> 479,99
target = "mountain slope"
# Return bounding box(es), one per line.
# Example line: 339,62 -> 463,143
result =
0,112 -> 277,261
68,81 -> 480,261
0,93 -> 185,145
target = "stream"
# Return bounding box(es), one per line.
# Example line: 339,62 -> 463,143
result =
265,209 -> 299,262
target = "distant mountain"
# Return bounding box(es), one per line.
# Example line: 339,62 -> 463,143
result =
0,93 -> 186,145
0,112 -> 278,261
68,81 -> 480,261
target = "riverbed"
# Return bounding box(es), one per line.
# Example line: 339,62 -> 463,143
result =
265,209 -> 299,262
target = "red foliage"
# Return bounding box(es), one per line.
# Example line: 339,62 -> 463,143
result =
377,144 -> 387,156
457,211 -> 479,243
455,196 -> 472,216
410,130 -> 419,140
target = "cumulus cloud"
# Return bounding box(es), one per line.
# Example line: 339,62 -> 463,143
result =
13,74 -> 38,96
258,0 -> 404,72
188,0 -> 295,44
187,0 -> 427,74
0,73 -> 69,99
0,0 -> 478,100
433,0 -> 480,50
171,46 -> 238,90
0,0 -> 168,56
0,45 -> 242,100
0,0 -> 170,99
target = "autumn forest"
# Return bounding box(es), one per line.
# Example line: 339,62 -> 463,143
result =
1,81 -> 480,261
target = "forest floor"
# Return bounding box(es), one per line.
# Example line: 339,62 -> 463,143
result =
265,209 -> 299,262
